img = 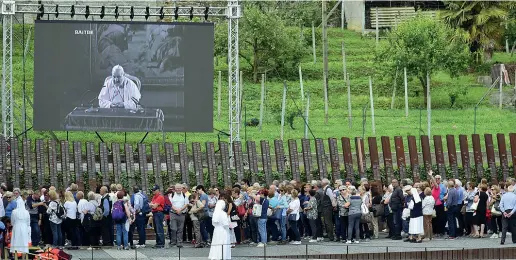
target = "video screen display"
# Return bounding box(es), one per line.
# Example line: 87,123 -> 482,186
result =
34,20 -> 214,132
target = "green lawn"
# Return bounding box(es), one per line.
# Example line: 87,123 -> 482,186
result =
1,25 -> 516,150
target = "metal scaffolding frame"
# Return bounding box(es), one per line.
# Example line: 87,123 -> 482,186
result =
1,1 -> 241,149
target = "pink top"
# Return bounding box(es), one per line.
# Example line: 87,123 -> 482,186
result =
432,186 -> 442,206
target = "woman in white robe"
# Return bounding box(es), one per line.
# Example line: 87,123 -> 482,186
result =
209,199 -> 231,260
10,199 -> 31,254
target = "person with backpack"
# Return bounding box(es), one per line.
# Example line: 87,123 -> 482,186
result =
112,191 -> 133,250
130,186 -> 150,248
46,190 -> 64,248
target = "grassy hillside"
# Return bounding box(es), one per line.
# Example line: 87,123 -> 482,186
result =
2,25 -> 516,150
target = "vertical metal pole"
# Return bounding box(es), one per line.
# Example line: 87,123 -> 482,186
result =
474,107 -> 477,135
427,72 -> 431,137
299,65 -> 304,101
2,7 -> 14,138
217,71 -> 222,120
341,0 -> 345,30
342,41 -> 347,86
369,77 -> 376,135
305,93 -> 310,139
280,81 -> 287,140
244,106 -> 247,141
404,67 -> 408,117
22,15 -> 27,138
259,74 -> 265,131
312,21 -> 316,64
390,68 -> 398,109
305,244 -> 308,260
375,7 -> 379,45
499,66 -> 503,109
322,1 -> 329,124
228,0 -> 241,159
347,73 -> 352,129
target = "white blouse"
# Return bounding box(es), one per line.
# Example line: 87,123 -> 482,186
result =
288,199 -> 300,221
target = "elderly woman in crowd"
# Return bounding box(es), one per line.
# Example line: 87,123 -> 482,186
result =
346,187 -> 362,244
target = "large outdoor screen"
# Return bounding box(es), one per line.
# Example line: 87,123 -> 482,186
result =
34,20 -> 214,132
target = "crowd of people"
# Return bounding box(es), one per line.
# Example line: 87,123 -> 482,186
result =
0,170 -> 514,258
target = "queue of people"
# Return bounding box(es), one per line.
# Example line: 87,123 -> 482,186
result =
0,172 -> 513,257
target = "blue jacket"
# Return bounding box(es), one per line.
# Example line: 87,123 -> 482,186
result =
260,197 -> 269,219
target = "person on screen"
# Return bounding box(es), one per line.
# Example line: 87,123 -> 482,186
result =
98,65 -> 141,110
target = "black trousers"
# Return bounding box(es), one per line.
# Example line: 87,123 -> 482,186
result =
433,204 -> 446,235
386,213 -> 395,237
183,214 -> 193,241
315,212 -> 323,238
455,203 -> 465,236
322,207 -> 334,240
101,216 -> 113,246
501,211 -> 516,243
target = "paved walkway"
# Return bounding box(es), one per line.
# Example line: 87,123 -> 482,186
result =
61,236 -> 516,259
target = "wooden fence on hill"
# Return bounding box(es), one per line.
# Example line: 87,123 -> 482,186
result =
0,133 -> 515,192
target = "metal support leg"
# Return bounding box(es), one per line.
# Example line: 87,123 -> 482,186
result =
2,1 -> 15,138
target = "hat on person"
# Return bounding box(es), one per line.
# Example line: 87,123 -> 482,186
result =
152,185 -> 160,191
403,185 -> 412,192
339,185 -> 347,191
191,186 -> 197,192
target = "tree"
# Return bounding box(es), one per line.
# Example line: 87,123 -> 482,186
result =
376,15 -> 470,106
440,1 -> 515,62
215,4 -> 306,82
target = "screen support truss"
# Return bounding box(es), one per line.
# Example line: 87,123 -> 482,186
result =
1,1 -> 241,152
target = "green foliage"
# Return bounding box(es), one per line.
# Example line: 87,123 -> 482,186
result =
440,1 -> 516,61
448,86 -> 468,108
215,5 -> 307,82
376,14 -> 471,105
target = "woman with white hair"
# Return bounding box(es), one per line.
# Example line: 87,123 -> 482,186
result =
11,198 -> 31,254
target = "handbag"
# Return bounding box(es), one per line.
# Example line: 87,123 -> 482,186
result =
195,208 -> 207,221
361,203 -> 369,215
267,208 -> 273,217
252,204 -> 262,217
288,213 -> 297,221
237,204 -> 246,217
470,202 -> 478,211
360,212 -> 372,223
373,204 -> 384,217
402,208 -> 410,220
269,208 -> 282,220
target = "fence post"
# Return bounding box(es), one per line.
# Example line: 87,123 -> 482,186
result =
259,74 -> 265,131
404,67 -> 408,117
217,71 -> 222,120
500,66 -> 503,109
369,76 -> 376,135
312,21 -> 316,64
280,81 -> 287,140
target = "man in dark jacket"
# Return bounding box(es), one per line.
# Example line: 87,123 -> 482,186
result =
389,179 -> 404,240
